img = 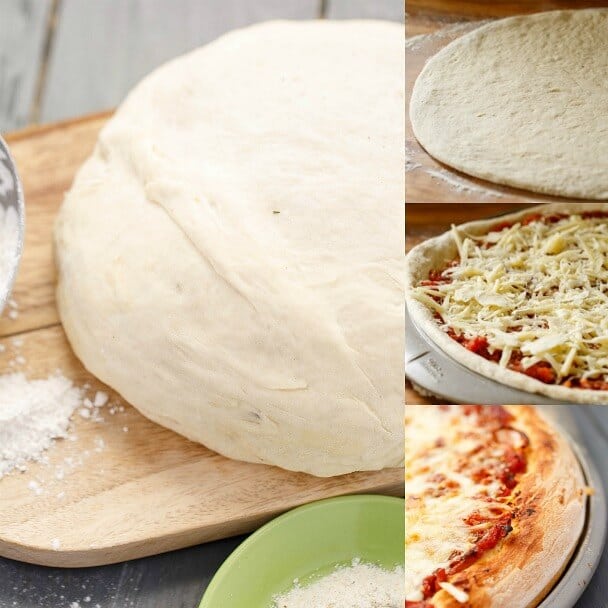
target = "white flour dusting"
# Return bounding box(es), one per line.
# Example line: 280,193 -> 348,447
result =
272,559 -> 404,608
405,19 -> 490,51
0,335 -> 122,608
424,165 -> 508,198
6,296 -> 19,319
0,204 -> 19,300
0,372 -> 84,478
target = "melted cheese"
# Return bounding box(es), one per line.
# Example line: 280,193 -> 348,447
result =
413,214 -> 608,381
405,406 -> 510,603
405,495 -> 478,601
440,582 -> 470,603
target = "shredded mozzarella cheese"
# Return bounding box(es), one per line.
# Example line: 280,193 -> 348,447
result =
413,214 -> 608,382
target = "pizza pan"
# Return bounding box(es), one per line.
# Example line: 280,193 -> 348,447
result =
405,301 -> 578,405
536,407 -> 606,608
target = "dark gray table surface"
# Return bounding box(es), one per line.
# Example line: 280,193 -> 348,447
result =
0,534 -> 245,608
1,405 -> 607,608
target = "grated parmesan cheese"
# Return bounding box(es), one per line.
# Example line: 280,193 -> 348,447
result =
272,559 -> 404,608
413,214 -> 608,382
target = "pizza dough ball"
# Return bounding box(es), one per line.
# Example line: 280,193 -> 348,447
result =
54,21 -> 404,476
410,9 -> 608,199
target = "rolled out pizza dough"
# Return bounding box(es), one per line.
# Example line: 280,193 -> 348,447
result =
410,9 -> 608,199
54,20 -> 404,477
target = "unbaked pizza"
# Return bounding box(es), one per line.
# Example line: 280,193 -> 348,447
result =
405,405 -> 586,608
405,203 -> 608,403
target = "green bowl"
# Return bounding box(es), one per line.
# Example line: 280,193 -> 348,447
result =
199,494 -> 404,608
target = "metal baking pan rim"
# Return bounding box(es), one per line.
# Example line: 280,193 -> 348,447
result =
405,302 -> 579,405
537,417 -> 606,608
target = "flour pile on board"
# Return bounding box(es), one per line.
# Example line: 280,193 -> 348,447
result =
0,204 -> 19,300
272,559 -> 404,608
0,372 -> 84,478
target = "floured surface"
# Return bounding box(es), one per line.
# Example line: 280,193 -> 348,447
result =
0,114 -> 403,568
0,370 -> 85,478
405,17 -> 595,203
410,10 -> 608,200
0,327 -> 402,569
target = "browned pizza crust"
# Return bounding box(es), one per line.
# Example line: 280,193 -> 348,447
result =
405,202 -> 608,404
431,406 -> 586,608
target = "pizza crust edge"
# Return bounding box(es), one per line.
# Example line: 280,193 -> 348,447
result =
427,405 -> 586,608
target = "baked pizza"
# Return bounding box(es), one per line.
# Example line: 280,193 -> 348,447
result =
405,203 -> 608,403
405,404 -> 586,608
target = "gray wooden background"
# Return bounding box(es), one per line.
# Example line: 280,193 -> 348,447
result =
0,0 -> 402,132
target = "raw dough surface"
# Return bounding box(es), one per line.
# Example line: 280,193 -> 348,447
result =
55,20 -> 404,477
410,9 -> 608,199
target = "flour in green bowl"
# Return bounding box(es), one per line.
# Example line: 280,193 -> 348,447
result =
272,558 -> 404,608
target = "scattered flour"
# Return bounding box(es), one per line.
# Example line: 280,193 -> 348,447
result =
272,559 -> 404,608
0,373 -> 84,478
424,165 -> 508,198
0,334 -> 122,608
6,297 -> 19,319
93,391 -> 109,407
405,19 -> 490,51
0,340 -> 120,480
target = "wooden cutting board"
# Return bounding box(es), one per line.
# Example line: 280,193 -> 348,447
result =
0,113 -> 403,568
405,1 -> 602,204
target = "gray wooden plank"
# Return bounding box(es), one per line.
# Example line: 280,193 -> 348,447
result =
327,0 -> 403,21
0,0 -> 52,132
0,534 -> 244,608
581,402 -> 608,441
40,0 -> 319,123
